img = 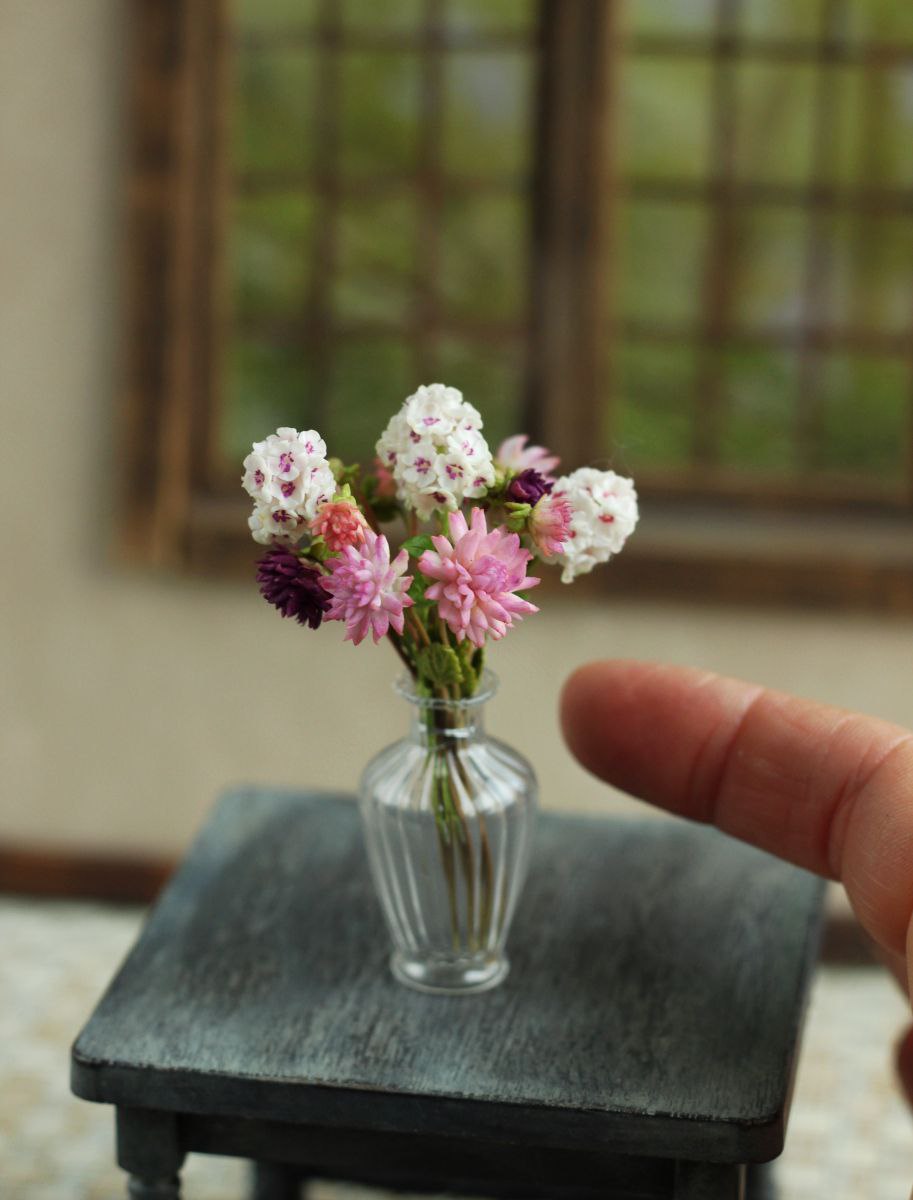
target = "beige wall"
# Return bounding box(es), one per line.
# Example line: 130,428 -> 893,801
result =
2,1 -> 913,856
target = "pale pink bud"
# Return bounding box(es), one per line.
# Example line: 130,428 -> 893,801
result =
530,492 -> 574,558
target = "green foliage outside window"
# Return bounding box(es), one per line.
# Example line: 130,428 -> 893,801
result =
225,0 -> 913,495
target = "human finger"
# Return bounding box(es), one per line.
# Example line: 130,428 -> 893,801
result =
561,660 -> 913,966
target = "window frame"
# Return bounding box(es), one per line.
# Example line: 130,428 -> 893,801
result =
120,0 -> 913,610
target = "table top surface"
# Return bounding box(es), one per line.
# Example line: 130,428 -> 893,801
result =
72,789 -> 824,1162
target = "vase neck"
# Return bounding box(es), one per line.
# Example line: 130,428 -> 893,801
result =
397,670 -> 496,748
410,701 -> 486,747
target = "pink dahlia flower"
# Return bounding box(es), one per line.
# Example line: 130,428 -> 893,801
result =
529,492 -> 573,557
496,434 -> 560,478
321,530 -> 413,645
418,508 -> 540,648
310,498 -> 368,552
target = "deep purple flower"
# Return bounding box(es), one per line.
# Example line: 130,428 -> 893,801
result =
256,548 -> 330,630
506,468 -> 554,506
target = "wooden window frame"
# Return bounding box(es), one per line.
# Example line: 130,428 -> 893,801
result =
120,0 -> 913,611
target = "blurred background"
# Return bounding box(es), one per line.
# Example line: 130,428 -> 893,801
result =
2,1 -> 913,1194
3,0 -> 913,860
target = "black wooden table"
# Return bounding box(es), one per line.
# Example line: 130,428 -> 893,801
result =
71,789 -> 824,1200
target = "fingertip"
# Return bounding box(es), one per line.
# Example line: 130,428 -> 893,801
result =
560,660 -> 610,748
559,659 -> 640,780
559,660 -> 605,740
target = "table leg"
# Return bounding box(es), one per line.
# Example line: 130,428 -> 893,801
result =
116,1108 -> 185,1200
126,1181 -> 182,1199
674,1161 -> 746,1199
745,1163 -> 776,1200
251,1162 -> 304,1200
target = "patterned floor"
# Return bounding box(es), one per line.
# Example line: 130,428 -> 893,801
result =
0,898 -> 910,1200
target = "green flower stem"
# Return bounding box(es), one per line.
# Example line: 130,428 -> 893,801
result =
443,748 -> 478,951
410,618 -> 495,955
408,609 -> 432,652
431,753 -> 461,952
450,745 -> 495,944
426,702 -> 488,955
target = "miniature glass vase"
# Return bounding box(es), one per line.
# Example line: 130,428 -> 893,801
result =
359,671 -> 537,995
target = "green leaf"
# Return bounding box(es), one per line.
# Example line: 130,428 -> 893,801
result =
401,533 -> 436,559
328,458 -> 361,488
504,501 -> 532,532
305,536 -> 331,563
407,575 -> 432,609
453,639 -> 476,693
418,644 -> 463,688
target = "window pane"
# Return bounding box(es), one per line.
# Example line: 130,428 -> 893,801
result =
846,1 -> 913,42
831,215 -> 913,337
231,192 -> 316,321
235,0 -> 319,34
719,349 -> 797,474
439,194 -> 527,322
436,338 -> 522,448
613,343 -> 696,469
816,65 -> 865,187
741,0 -> 822,40
223,341 -> 317,464
443,52 -> 532,177
733,208 -> 806,331
339,52 -> 421,175
847,67 -> 913,191
334,194 -> 416,324
325,338 -> 412,462
343,0 -> 424,32
624,0 -> 715,37
234,50 -> 317,174
735,64 -> 816,185
445,0 -> 538,36
818,356 -> 908,481
615,200 -> 707,326
618,59 -> 712,182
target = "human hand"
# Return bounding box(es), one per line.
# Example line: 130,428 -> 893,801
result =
560,659 -> 913,1103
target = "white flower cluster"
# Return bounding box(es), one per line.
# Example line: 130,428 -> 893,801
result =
549,468 -> 639,584
376,383 -> 496,520
242,427 -> 336,545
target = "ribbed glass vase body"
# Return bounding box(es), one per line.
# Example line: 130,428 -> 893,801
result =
359,674 -> 537,994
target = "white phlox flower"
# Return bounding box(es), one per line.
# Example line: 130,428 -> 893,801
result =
547,467 -> 639,583
242,427 -> 335,544
376,384 -> 495,519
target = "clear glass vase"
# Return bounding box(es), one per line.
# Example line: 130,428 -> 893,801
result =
359,671 -> 537,995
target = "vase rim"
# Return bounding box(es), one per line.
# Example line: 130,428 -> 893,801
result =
394,669 -> 498,709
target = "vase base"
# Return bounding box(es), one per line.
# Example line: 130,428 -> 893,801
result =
391,953 -> 509,995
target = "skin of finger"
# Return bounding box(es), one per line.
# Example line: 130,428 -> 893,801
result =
560,660 -> 913,961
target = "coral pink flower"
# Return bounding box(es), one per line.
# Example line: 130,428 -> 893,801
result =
310,498 -> 368,552
418,508 -> 540,648
529,492 -> 573,557
496,434 -> 560,478
321,530 -> 413,646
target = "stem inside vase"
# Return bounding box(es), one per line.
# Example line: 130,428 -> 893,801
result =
359,671 -> 537,995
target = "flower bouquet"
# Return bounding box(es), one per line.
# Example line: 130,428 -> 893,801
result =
243,384 -> 638,993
